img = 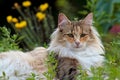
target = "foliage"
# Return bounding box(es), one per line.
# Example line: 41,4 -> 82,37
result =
79,0 -> 120,34
44,52 -> 57,80
55,0 -> 76,19
0,72 -> 9,80
0,27 -> 20,52
55,0 -> 87,20
105,34 -> 120,66
6,1 -> 55,50
26,73 -> 37,80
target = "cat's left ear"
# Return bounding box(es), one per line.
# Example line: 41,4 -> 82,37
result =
83,13 -> 93,25
58,13 -> 71,26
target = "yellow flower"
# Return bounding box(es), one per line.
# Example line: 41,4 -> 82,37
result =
15,21 -> 27,29
39,3 -> 49,11
12,17 -> 18,23
6,15 -> 13,23
20,20 -> 27,27
22,1 -> 31,7
15,23 -> 21,28
36,12 -> 46,21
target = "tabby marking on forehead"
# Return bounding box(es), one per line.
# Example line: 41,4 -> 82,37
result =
71,21 -> 81,34
62,21 -> 91,35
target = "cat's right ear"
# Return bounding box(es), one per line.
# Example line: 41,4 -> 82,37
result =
58,13 -> 70,31
83,13 -> 93,25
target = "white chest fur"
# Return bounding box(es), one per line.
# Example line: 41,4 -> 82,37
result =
48,45 -> 104,70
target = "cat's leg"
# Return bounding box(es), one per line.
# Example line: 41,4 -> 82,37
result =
56,56 -> 79,80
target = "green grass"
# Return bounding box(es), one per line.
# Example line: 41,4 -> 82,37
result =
0,27 -> 21,52
44,52 -> 57,80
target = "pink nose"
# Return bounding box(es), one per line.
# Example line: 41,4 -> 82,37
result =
75,41 -> 80,46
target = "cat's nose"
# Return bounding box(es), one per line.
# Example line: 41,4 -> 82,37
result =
75,41 -> 80,46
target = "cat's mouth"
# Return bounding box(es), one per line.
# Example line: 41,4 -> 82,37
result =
75,45 -> 82,48
70,45 -> 85,51
75,46 -> 80,48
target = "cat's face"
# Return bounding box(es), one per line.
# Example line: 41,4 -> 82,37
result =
58,13 -> 93,50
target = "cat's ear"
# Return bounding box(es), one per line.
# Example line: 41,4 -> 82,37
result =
84,13 -> 93,25
58,13 -> 70,26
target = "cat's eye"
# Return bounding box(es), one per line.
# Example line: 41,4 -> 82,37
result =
67,34 -> 74,38
80,34 -> 86,37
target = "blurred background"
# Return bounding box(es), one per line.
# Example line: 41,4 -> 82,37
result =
1,0 -> 120,79
0,0 -> 120,50
0,0 -> 86,27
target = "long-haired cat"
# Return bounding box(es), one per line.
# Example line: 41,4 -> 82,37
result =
48,13 -> 105,80
0,47 -> 47,80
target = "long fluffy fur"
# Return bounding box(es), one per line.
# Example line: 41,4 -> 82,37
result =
0,47 -> 47,80
48,26 -> 105,75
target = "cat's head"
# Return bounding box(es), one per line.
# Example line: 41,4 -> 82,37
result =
57,13 -> 94,51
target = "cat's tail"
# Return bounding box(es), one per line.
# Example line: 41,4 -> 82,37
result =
27,47 -> 48,75
27,47 -> 48,61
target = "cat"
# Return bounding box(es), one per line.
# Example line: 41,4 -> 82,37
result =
48,13 -> 105,80
0,47 -> 47,80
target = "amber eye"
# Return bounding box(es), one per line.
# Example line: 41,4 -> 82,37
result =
67,34 -> 74,38
80,34 -> 86,37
